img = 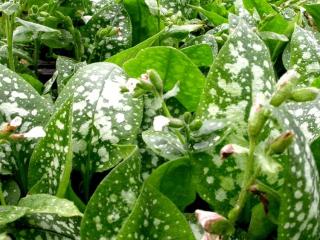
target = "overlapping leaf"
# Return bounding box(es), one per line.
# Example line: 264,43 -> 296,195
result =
285,26 -> 320,142
117,183 -> 195,240
55,62 -> 143,173
28,98 -> 73,196
81,0 -> 132,61
0,64 -> 53,174
81,148 -> 142,239
275,109 -> 320,239
124,46 -> 207,111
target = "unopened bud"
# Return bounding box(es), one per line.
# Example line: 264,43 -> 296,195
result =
220,144 -> 249,159
169,118 -> 184,128
137,77 -> 153,91
290,87 -> 319,102
195,210 -> 234,235
248,95 -> 270,139
183,112 -> 192,124
270,69 -> 300,107
147,69 -> 163,94
269,130 -> 294,154
189,119 -> 203,131
97,26 -> 118,38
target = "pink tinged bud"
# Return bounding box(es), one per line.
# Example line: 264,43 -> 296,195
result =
201,232 -> 220,240
220,144 -> 248,159
195,210 -> 225,232
125,78 -> 139,93
270,69 -> 300,107
10,116 -> 22,128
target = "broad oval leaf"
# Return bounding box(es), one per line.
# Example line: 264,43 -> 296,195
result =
81,148 -> 142,239
181,44 -> 214,67
0,64 -> 53,174
81,0 -> 132,61
275,109 -> 320,239
55,62 -> 143,173
28,98 -> 73,196
117,183 -> 195,240
124,46 -> 207,111
197,21 -> 275,132
142,129 -> 186,160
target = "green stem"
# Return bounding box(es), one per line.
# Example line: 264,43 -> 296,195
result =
160,98 -> 185,145
0,182 -> 6,206
5,14 -> 15,71
229,139 -> 256,224
255,179 -> 280,202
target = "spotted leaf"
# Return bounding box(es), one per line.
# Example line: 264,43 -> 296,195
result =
197,21 -> 275,125
275,109 -> 320,239
81,0 -> 132,61
117,183 -> 195,240
28,98 -> 73,196
181,44 -> 214,67
124,46 -> 207,111
142,129 -> 186,160
55,62 -> 143,173
0,206 -> 28,225
81,148 -> 142,239
285,27 -> 320,142
289,26 -> 320,79
0,64 -> 53,175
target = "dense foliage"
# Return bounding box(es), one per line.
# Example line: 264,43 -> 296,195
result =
0,0 -> 320,239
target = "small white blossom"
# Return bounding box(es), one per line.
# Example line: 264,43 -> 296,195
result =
220,144 -> 248,159
163,82 -> 180,100
24,126 -> 46,139
153,115 -> 170,131
126,78 -> 140,93
10,116 -> 22,128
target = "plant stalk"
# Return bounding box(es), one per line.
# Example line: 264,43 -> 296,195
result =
0,182 -> 6,205
5,14 -> 15,71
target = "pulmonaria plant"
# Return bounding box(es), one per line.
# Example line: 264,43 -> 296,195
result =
0,1 -> 320,240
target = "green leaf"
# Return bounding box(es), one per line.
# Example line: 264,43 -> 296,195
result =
55,56 -> 86,93
305,4 -> 320,29
275,109 -> 320,239
243,0 -> 276,17
40,30 -> 73,49
117,183 -> 195,240
259,14 -> 295,62
289,26 -> 320,78
197,21 -> 275,131
189,5 -> 228,25
28,98 -> 73,197
181,44 -> 214,67
80,148 -> 142,239
19,74 -> 43,94
147,157 -> 196,210
248,204 -> 276,239
81,1 -> 132,61
0,2 -> 19,15
124,0 -> 162,45
107,30 -> 164,67
0,64 -> 53,174
16,18 -> 59,33
1,179 -> 20,205
142,129 -> 186,160
124,46 -> 206,111
55,63 -> 143,173
0,206 -> 28,225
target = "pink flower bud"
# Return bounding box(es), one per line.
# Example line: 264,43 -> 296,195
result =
220,144 -> 248,159
195,210 -> 225,232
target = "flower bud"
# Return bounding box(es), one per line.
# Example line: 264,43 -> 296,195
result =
189,119 -> 203,131
220,144 -> 249,159
270,69 -> 300,107
248,95 -> 270,139
147,69 -> 163,94
96,26 -> 118,38
290,87 -> 319,102
195,210 -> 234,235
169,118 -> 184,128
269,130 -> 294,154
183,112 -> 192,124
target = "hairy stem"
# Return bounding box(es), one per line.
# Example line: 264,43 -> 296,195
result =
5,14 -> 15,71
229,139 -> 256,224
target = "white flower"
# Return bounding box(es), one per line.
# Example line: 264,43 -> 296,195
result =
126,78 -> 140,93
153,115 -> 170,131
24,126 -> 46,139
10,116 -> 22,128
163,82 -> 180,100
